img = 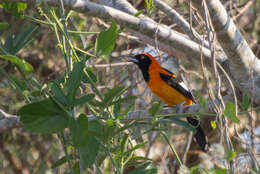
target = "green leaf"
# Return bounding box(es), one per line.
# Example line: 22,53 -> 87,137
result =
169,118 -> 196,132
88,99 -> 105,108
51,155 -> 73,169
103,86 -> 128,106
120,103 -> 134,119
79,120 -> 101,169
95,19 -> 118,57
148,101 -> 163,116
18,98 -> 69,133
129,162 -> 157,174
194,91 -> 206,110
111,96 -> 137,106
210,121 -> 217,129
73,162 -> 81,174
114,102 -> 122,118
114,121 -> 136,135
69,114 -> 88,147
0,22 -> 8,31
201,168 -> 211,174
223,102 -> 239,123
9,74 -> 27,92
190,165 -> 200,174
124,142 -> 147,156
125,156 -> 152,167
103,119 -> 116,142
145,0 -> 154,16
50,82 -> 68,106
134,10 -> 144,17
82,67 -> 97,84
66,61 -> 85,105
74,94 -> 95,106
146,0 -> 154,10
3,25 -> 38,55
120,135 -> 129,154
103,86 -> 123,103
211,168 -> 230,174
3,2 -> 27,18
30,90 -> 42,98
241,93 -> 250,111
0,55 -> 33,75
118,25 -> 125,33
226,150 -> 236,162
250,169 -> 258,174
88,120 -> 102,137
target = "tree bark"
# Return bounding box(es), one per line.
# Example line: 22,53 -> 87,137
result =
192,0 -> 260,104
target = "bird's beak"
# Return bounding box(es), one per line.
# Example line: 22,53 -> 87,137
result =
128,55 -> 138,64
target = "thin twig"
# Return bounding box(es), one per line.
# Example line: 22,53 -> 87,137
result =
161,131 -> 183,166
58,132 -> 75,174
232,0 -> 255,20
182,131 -> 192,164
154,0 -> 206,47
59,1 -> 76,173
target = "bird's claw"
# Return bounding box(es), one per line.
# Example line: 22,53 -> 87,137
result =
176,101 -> 186,113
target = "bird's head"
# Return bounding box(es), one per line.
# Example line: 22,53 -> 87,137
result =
128,53 -> 156,69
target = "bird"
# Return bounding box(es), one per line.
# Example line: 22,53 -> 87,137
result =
128,52 -> 207,151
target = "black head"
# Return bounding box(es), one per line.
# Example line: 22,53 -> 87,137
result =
128,53 -> 152,68
128,53 -> 154,81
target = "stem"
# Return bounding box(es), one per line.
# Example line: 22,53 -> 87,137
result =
94,161 -> 103,174
50,9 -> 79,62
24,15 -> 53,25
0,45 -> 8,54
68,30 -> 99,35
59,0 -> 73,71
58,132 -> 75,174
58,1 -> 77,173
0,68 -> 31,103
161,131 -> 182,166
101,143 -> 120,174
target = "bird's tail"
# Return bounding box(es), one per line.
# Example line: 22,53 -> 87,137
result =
186,117 -> 207,152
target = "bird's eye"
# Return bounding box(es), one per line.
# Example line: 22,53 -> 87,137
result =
140,55 -> 145,59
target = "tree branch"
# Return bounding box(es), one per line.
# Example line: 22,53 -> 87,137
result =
153,0 -> 205,47
7,0 -> 224,65
192,0 -> 260,104
96,0 -> 227,62
96,0 -> 138,15
0,109 -> 23,132
0,95 -> 234,132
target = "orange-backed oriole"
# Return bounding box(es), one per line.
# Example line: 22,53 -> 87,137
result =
129,53 -> 207,151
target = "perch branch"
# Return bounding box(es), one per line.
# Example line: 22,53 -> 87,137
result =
0,109 -> 23,132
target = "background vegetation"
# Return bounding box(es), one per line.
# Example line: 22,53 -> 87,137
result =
0,0 -> 260,174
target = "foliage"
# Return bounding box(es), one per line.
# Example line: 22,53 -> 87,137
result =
0,3 -> 152,173
18,98 -> 69,133
223,102 -> 239,123
0,1 -> 259,174
0,2 -> 27,18
95,19 -> 118,58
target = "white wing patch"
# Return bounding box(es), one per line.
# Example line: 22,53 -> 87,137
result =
179,82 -> 189,91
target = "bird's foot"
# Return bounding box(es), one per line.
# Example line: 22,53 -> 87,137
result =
176,101 -> 188,113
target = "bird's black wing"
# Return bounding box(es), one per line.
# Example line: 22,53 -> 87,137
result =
159,69 -> 195,102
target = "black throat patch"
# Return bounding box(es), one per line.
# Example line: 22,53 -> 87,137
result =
138,61 -> 151,82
